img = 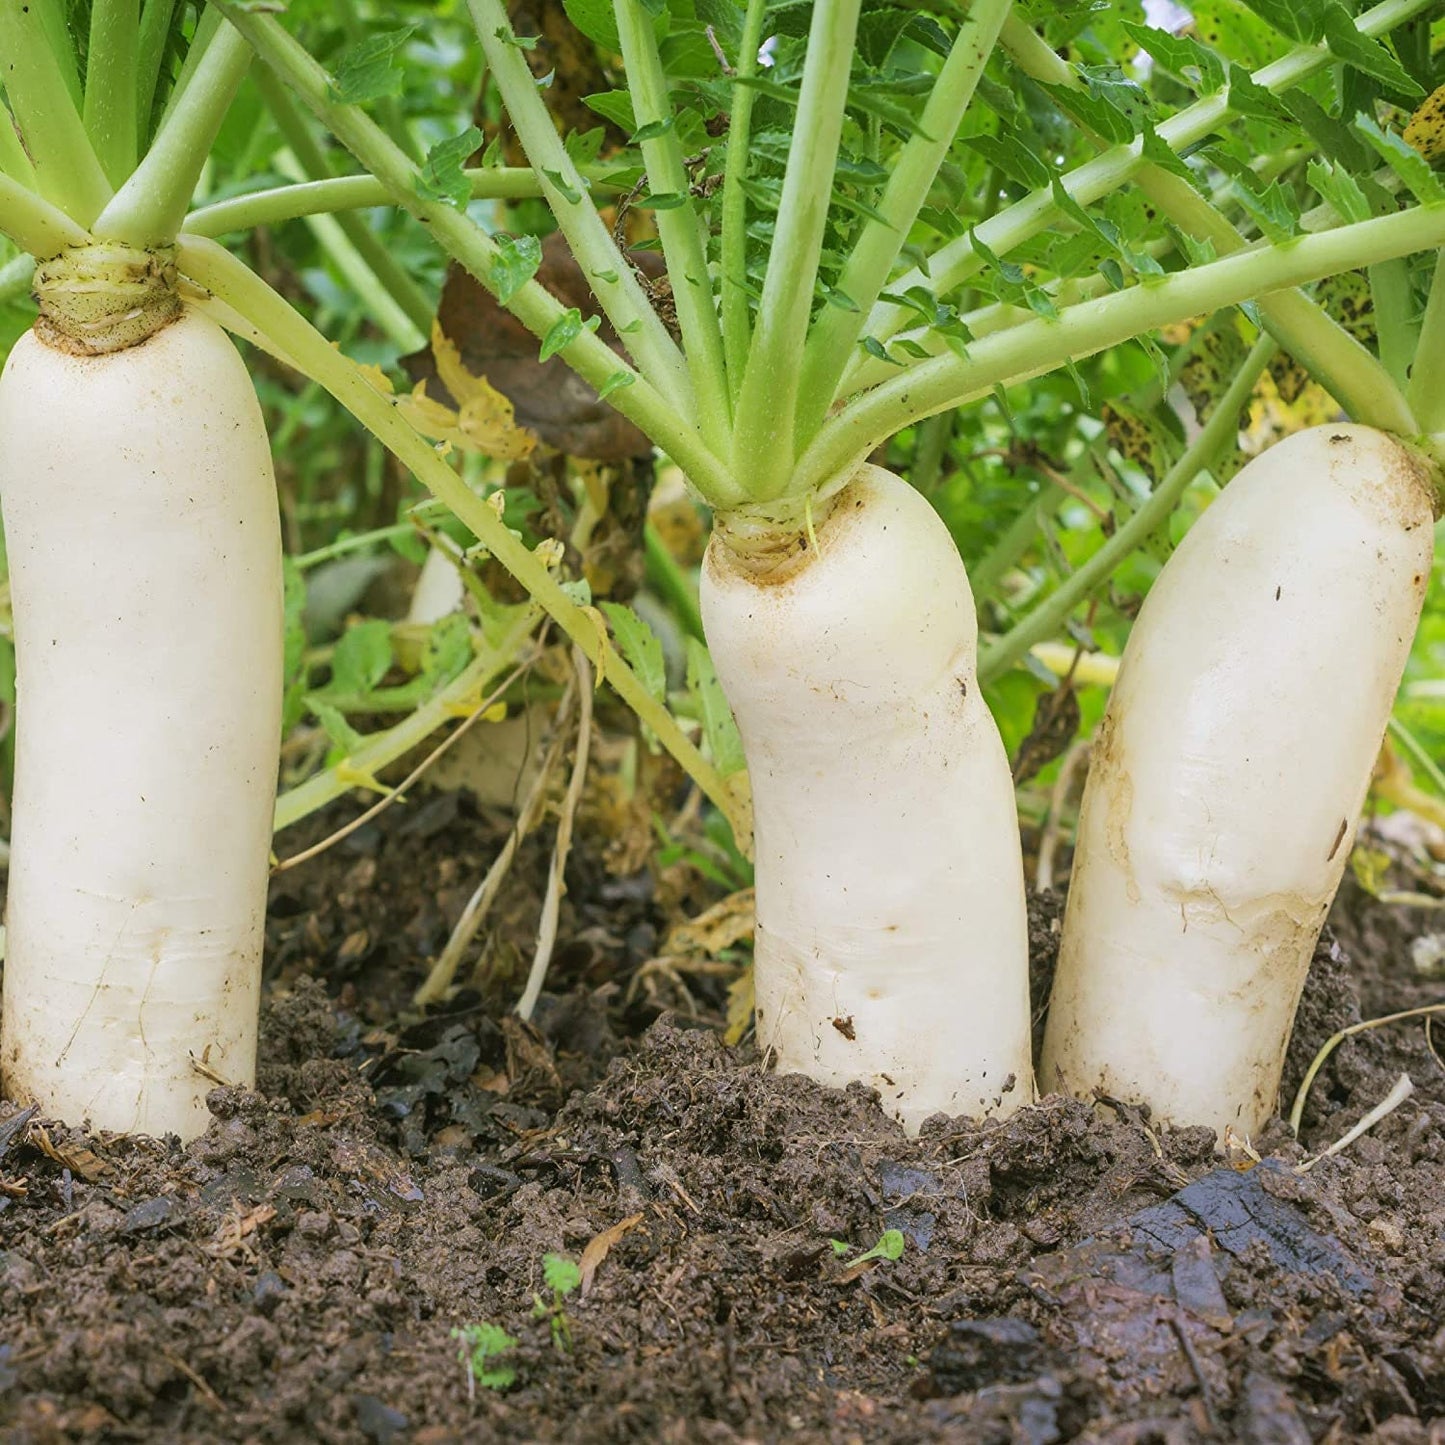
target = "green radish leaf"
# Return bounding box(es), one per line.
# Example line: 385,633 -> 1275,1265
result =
543,169 -> 584,204
861,335 -> 903,366
583,90 -> 636,132
1282,91 -> 1372,171
1322,6 -> 1422,97
309,698 -> 367,756
686,638 -> 746,776
419,613 -> 473,688
597,370 -> 635,400
495,26 -> 539,49
329,26 -> 416,105
1354,113 -> 1445,203
1224,63 -> 1284,122
966,133 -> 1051,191
639,191 -> 688,210
1238,0 -> 1320,41
542,1254 -> 582,1297
632,117 -> 674,142
1230,175 -> 1298,241
1306,160 -> 1371,224
599,603 -> 667,706
329,619 -> 394,695
540,308 -> 586,361
1119,23 -> 1224,92
492,234 -> 543,303
417,128 -> 482,210
1035,80 -> 1135,143
1139,125 -> 1200,189
563,0 -> 621,50
565,127 -> 606,167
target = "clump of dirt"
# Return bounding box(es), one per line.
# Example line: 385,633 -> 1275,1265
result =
2,807 -> 1443,1443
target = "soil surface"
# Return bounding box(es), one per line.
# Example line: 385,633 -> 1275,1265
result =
2,794 -> 1443,1444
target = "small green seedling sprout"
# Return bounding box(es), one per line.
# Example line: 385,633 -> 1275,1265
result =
451,1322 -> 518,1399
532,1252 -> 582,1353
830,1228 -> 906,1264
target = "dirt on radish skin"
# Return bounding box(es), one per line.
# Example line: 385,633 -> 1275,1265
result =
1,799 -> 1443,1443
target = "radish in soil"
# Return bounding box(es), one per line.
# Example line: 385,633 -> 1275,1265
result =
702,467 -> 1032,1127
0,265 -> 283,1137
1041,425 -> 1438,1138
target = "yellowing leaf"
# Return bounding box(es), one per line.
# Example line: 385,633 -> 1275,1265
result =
1406,83 -> 1445,164
359,361 -> 395,396
397,320 -> 537,461
581,605 -> 610,690
335,761 -> 386,796
665,887 -> 756,957
724,963 -> 754,1047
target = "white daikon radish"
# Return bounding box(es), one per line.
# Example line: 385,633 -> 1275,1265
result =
701,464 -> 1033,1132
0,289 -> 283,1140
1041,424 -> 1437,1138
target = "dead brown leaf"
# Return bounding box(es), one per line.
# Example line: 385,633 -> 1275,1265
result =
579,1211 -> 645,1298
402,234 -> 665,461
27,1124 -> 109,1182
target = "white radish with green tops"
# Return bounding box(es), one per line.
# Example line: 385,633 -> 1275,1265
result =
0,299 -> 283,1139
1041,424 -> 1437,1138
702,465 -> 1034,1131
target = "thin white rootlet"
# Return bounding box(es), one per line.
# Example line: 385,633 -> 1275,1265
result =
0,311 -> 284,1140
702,465 -> 1034,1132
1042,424 -> 1436,1138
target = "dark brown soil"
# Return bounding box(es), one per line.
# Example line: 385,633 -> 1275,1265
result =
2,796 -> 1443,1444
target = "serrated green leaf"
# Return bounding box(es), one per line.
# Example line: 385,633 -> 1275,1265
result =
599,603 -> 666,705
1036,79 -> 1136,144
686,638 -> 746,776
967,133 -> 1051,191
1225,63 -> 1284,122
420,612 -> 473,688
1281,91 -> 1371,171
329,619 -> 393,695
1119,23 -> 1225,92
1139,124 -> 1199,187
328,26 -> 415,105
1322,6 -> 1422,97
492,234 -> 542,304
1306,160 -> 1371,223
542,1254 -> 582,1297
308,697 -> 367,755
640,191 -> 688,209
1231,175 -> 1298,240
1354,112 -> 1445,203
1239,0 -> 1319,41
632,117 -> 674,142
496,26 -> 538,49
417,128 -> 482,210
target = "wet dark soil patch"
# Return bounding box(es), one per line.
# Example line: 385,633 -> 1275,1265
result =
2,805 -> 1443,1443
